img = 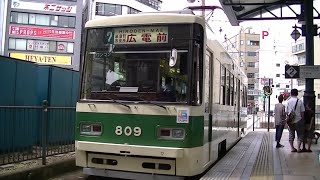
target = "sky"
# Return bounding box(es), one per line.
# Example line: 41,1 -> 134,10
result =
161,0 -> 320,42
161,0 -> 320,107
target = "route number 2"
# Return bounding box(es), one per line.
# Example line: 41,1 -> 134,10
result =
115,126 -> 141,136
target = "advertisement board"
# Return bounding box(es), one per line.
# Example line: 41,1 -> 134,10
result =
11,0 -> 76,14
10,53 -> 71,65
9,25 -> 75,40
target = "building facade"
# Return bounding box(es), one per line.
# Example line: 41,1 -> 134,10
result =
0,0 -> 8,55
4,0 -> 82,70
83,0 -> 161,21
290,37 -> 320,111
226,29 -> 260,113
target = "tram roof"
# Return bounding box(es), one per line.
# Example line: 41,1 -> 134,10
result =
85,13 -> 205,28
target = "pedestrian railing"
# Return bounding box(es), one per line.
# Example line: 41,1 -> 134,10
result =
0,101 -> 75,166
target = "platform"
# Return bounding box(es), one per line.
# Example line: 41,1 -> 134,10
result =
201,130 -> 320,180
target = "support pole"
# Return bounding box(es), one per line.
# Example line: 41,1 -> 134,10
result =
303,0 -> 316,112
201,0 -> 205,17
268,79 -> 271,132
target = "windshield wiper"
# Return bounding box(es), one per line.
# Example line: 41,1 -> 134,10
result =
106,98 -> 130,109
135,100 -> 166,109
146,101 -> 166,109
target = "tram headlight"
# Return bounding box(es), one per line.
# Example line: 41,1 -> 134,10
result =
172,129 -> 185,139
80,123 -> 102,136
157,128 -> 185,140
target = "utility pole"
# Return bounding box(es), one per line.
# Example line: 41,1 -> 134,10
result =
303,0 -> 316,112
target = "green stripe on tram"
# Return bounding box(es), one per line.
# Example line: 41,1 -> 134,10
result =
76,112 -> 204,148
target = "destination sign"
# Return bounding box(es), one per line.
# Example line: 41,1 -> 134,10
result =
113,26 -> 168,45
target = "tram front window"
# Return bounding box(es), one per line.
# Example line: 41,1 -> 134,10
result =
81,51 -> 189,103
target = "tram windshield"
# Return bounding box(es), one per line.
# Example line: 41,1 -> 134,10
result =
81,25 -> 194,103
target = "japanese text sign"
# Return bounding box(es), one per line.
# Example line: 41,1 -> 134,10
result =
10,53 -> 71,65
113,26 -> 168,45
9,25 -> 75,40
11,1 -> 76,14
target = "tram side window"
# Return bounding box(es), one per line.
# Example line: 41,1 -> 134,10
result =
191,25 -> 204,105
220,65 -> 226,105
230,74 -> 234,106
226,70 -> 230,105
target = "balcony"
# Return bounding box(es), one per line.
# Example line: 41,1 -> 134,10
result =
135,0 -> 162,10
248,89 -> 260,96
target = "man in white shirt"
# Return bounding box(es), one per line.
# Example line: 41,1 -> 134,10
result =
285,89 -> 305,153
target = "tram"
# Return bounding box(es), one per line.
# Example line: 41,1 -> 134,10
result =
75,9 -> 248,179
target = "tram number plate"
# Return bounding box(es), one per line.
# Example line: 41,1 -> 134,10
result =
115,126 -> 141,136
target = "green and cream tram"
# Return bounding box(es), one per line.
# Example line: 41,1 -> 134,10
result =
75,10 -> 248,179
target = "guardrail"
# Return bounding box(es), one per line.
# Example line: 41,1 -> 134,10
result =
0,101 -> 75,166
249,112 -> 320,131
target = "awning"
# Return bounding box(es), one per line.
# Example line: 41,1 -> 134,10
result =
219,0 -> 317,26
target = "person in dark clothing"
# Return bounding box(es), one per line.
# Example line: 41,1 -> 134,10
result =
302,102 -> 315,152
274,94 -> 286,148
161,77 -> 176,102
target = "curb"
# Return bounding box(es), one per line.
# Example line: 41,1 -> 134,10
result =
0,158 -> 80,180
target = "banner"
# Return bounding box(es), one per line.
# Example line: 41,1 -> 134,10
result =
11,0 -> 76,14
10,53 -> 71,65
9,25 -> 75,40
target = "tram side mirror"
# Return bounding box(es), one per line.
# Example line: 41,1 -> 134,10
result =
169,49 -> 178,67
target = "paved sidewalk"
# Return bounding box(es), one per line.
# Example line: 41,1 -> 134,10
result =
0,152 -> 79,180
202,130 -> 320,180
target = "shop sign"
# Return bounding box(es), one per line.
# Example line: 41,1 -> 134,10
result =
9,25 -> 75,40
10,53 -> 71,65
57,42 -> 67,53
11,0 -> 76,14
113,26 -> 168,45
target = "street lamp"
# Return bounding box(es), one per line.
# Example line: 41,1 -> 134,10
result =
291,25 -> 301,42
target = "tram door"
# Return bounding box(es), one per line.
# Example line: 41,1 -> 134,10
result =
203,50 -> 213,164
236,79 -> 241,137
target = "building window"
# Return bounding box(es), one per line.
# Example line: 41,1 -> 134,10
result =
247,73 -> 254,78
276,74 -> 280,77
286,85 -> 290,88
298,56 -> 306,64
15,39 -> 27,50
276,84 -> 280,88
247,51 -> 257,56
96,3 -> 122,16
11,12 -> 76,28
248,95 -> 254,100
248,40 -> 260,46
276,63 -> 280,67
240,40 -> 244,45
248,84 -> 254,89
247,62 -> 255,67
9,38 -> 74,54
298,79 -> 305,86
128,7 -> 140,14
135,0 -> 161,10
240,51 -> 244,56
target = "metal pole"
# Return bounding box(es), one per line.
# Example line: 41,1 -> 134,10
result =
253,110 -> 255,131
42,100 -> 48,165
201,0 -> 205,17
303,0 -> 316,112
268,79 -> 271,132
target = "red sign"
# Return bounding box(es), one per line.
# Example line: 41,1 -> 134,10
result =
43,4 -> 74,13
262,31 -> 269,39
9,25 -> 75,40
